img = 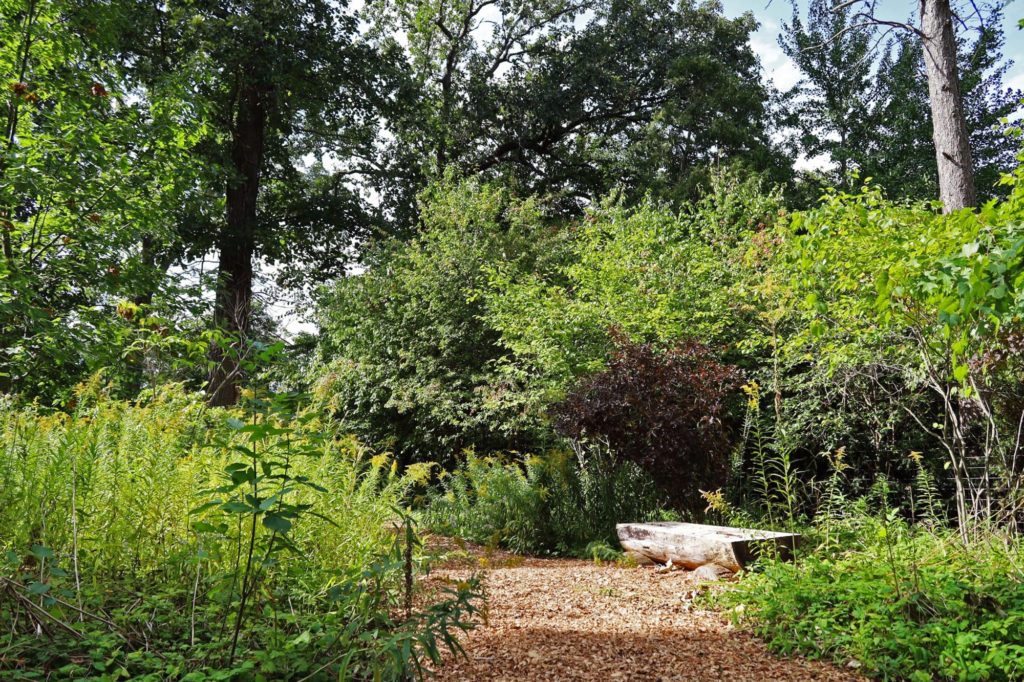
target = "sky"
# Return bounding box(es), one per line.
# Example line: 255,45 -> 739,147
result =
719,0 -> 1024,94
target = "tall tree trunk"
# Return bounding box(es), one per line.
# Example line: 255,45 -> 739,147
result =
208,82 -> 265,406
919,0 -> 976,211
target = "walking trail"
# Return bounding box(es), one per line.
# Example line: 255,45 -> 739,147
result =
426,541 -> 862,682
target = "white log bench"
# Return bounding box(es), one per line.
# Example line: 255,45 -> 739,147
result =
616,522 -> 799,575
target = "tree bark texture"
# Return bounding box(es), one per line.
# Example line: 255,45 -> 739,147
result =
208,81 -> 265,407
616,522 -> 799,573
919,0 -> 977,211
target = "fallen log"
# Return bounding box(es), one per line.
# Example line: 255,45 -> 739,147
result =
616,522 -> 799,574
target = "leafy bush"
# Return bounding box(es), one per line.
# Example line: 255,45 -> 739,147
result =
718,433 -> 1024,681
726,518 -> 1024,681
423,453 -> 547,554
486,171 -> 781,392
422,446 -> 668,555
0,384 -> 483,680
313,176 -> 566,465
553,334 -> 740,513
313,168 -> 784,474
760,175 -> 1024,532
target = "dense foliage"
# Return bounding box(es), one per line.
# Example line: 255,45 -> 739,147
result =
484,172 -> 783,386
553,335 -> 740,512
0,386 -> 482,679
4,0 -> 1024,677
317,153 -> 1024,522
314,169 -> 776,478
314,178 -> 564,464
423,448 -> 667,555
723,489 -> 1024,680
779,0 -> 1022,202
0,0 -> 205,401
771,176 -> 1024,530
2,0 -> 1020,405
365,0 -> 784,221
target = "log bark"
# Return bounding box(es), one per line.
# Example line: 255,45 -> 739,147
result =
919,0 -> 976,211
616,522 -> 799,573
692,563 -> 735,581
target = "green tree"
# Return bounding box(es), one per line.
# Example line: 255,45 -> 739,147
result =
485,167 -> 784,396
777,0 -> 876,189
313,171 -> 783,466
123,0 -> 384,405
367,0 -> 783,222
780,1 -> 1021,205
0,0 -> 201,400
314,177 -> 564,464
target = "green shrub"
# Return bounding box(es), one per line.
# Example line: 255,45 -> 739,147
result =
0,383 -> 413,578
759,174 -> 1024,532
486,169 -> 782,394
422,444 -> 670,555
313,176 -> 567,466
725,517 -> 1024,680
423,453 -> 547,554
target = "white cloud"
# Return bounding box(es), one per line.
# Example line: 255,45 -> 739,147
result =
794,153 -> 833,173
749,36 -> 801,91
1007,71 -> 1024,93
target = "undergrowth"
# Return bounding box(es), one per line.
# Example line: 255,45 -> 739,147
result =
0,383 -> 483,680
422,442 -> 671,555
718,448 -> 1024,681
726,519 -> 1024,681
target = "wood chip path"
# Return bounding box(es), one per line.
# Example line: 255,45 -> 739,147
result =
427,541 -> 863,682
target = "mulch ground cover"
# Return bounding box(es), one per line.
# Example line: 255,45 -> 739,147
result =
424,537 -> 863,682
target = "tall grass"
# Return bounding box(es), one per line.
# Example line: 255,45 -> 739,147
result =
0,384 -> 419,581
0,383 -> 480,680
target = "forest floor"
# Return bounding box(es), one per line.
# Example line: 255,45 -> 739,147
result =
424,538 -> 863,682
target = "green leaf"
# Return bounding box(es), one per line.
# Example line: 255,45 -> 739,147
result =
28,581 -> 51,595
31,545 -> 54,560
953,364 -> 969,383
189,500 -> 223,516
192,521 -> 223,534
262,514 -> 292,533
221,500 -> 254,514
